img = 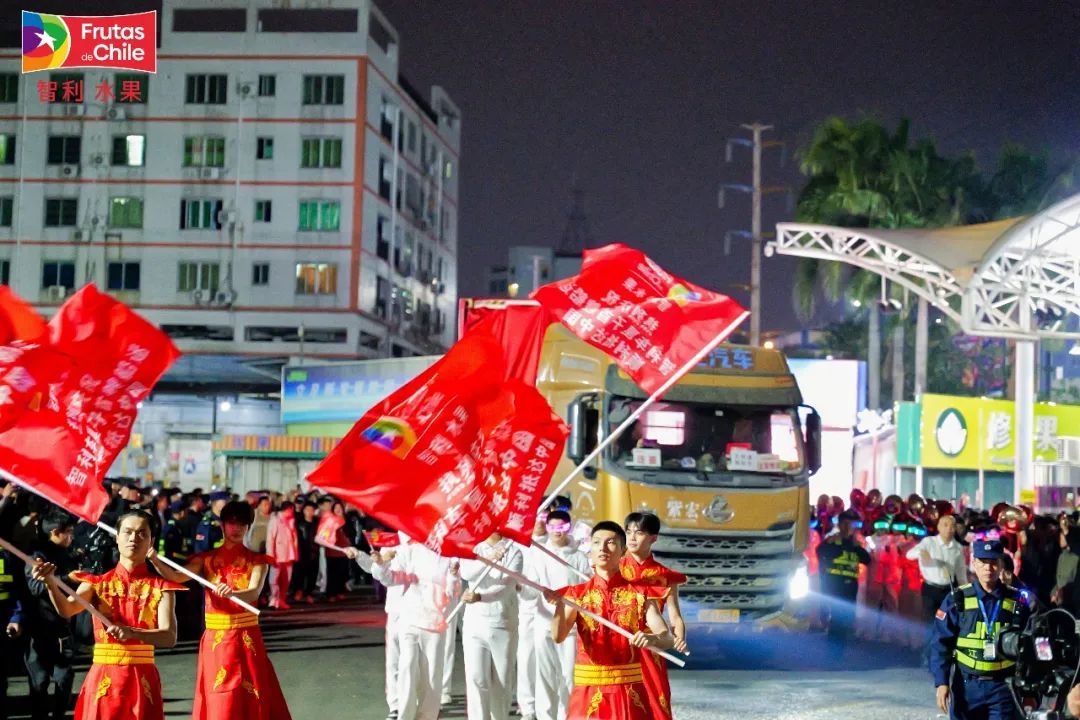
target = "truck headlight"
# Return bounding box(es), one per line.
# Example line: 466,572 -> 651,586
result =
788,565 -> 810,601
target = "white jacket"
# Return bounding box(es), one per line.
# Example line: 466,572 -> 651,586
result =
523,539 -> 593,622
372,541 -> 461,632
460,541 -> 524,630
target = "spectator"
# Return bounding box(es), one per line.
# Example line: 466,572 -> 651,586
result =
267,503 -> 299,610
1052,528 -> 1080,609
246,495 -> 273,553
291,502 -> 319,603
325,501 -> 350,602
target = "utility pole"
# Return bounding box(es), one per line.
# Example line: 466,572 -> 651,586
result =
720,124 -> 786,347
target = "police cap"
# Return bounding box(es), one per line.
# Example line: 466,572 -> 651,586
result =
973,539 -> 1005,560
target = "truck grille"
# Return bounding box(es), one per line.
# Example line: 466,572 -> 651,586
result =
659,555 -> 792,576
652,535 -> 792,556
680,590 -> 785,610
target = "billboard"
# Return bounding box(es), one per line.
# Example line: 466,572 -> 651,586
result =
280,357 -> 438,425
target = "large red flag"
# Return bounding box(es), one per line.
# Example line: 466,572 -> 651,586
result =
531,243 -> 749,395
457,298 -> 551,385
0,285 -> 180,522
0,287 -> 72,434
308,325 -> 567,558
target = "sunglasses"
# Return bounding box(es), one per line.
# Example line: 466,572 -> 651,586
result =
546,521 -> 572,533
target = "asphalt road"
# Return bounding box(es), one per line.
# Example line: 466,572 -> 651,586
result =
5,595 -> 949,720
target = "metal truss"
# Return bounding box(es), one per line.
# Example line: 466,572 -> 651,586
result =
769,223 -> 964,323
964,194 -> 1080,340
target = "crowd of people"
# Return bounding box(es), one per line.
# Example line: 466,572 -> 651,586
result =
0,479 -> 690,720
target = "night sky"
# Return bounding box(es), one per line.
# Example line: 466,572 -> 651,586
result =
376,0 -> 1080,331
7,1 -> 1080,332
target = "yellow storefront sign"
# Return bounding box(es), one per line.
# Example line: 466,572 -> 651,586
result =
920,394 -> 1080,471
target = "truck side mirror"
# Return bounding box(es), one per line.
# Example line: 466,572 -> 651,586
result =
804,409 -> 822,475
566,393 -> 598,465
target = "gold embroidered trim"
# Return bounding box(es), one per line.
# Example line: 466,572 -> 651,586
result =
95,676 -> 111,701
585,690 -> 603,719
213,666 -> 227,690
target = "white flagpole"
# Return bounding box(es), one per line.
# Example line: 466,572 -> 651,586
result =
531,539 -> 590,581
539,310 -> 749,512
474,555 -> 686,668
0,535 -> 114,627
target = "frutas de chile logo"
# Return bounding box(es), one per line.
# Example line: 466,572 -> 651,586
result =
22,13 -> 70,72
361,416 -> 418,459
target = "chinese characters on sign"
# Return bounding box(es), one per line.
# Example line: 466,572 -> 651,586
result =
36,78 -> 144,104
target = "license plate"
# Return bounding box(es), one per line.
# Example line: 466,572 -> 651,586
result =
698,608 -> 740,623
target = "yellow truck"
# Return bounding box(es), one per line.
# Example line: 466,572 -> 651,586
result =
532,321 -> 821,629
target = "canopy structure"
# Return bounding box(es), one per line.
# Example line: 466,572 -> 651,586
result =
767,192 -> 1080,503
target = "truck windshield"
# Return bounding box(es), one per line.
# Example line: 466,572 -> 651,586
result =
607,395 -> 804,474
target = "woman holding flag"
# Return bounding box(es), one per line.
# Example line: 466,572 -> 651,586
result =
30,510 -> 184,720
149,500 -> 292,720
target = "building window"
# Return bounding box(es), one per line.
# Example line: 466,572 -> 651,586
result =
50,72 -> 83,103
380,98 -> 395,140
42,261 -> 75,289
185,74 -> 228,104
376,216 -> 390,260
375,276 -> 389,318
114,73 -> 147,104
257,74 -> 276,97
178,262 -> 220,292
0,74 -> 17,103
44,198 -> 77,227
255,200 -> 272,222
111,134 -> 145,166
295,263 -> 337,295
0,197 -> 12,227
0,260 -> 9,285
300,138 -> 342,168
46,136 -> 81,165
378,156 -> 392,200
301,75 -> 344,105
0,135 -> 13,166
256,137 -> 273,160
106,261 -> 140,291
183,137 -> 226,167
407,122 -> 417,153
252,263 -> 270,286
298,201 -> 340,231
108,197 -> 143,228
179,199 -> 223,230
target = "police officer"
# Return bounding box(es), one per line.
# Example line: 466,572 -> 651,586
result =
930,538 -> 1031,719
816,509 -> 871,661
1,546 -> 23,720
160,501 -> 192,562
192,490 -> 230,554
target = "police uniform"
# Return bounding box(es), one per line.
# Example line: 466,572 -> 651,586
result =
929,539 -> 1030,720
1,549 -> 23,720
159,502 -> 192,562
192,493 -> 229,554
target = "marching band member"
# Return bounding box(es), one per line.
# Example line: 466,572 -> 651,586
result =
31,510 -> 183,720
150,500 -> 292,720
459,534 -> 522,720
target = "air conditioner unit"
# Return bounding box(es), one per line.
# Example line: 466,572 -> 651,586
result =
191,289 -> 206,305
213,290 -> 237,306
60,164 -> 80,178
217,209 -> 237,226
46,285 -> 67,301
91,153 -> 105,166
72,229 -> 85,242
237,82 -> 253,97
105,106 -> 127,121
62,104 -> 85,117
199,167 -> 221,180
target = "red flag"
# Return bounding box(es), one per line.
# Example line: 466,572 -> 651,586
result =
0,285 -> 180,522
316,512 -> 345,545
362,529 -> 401,549
531,243 -> 749,395
457,299 -> 551,385
0,288 -> 72,434
309,325 -> 567,558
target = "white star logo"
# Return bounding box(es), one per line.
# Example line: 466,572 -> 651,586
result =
35,30 -> 56,52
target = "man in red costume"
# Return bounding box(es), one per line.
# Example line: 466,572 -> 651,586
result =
547,521 -> 676,720
31,510 -> 183,720
151,500 -> 297,720
620,512 -> 689,719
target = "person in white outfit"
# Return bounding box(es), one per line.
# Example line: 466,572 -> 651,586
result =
442,576 -> 463,705
379,532 -> 411,720
460,534 -> 523,720
522,510 -> 591,720
906,514 -> 968,618
372,534 -> 461,720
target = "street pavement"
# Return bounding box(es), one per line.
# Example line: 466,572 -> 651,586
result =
5,594 -> 948,720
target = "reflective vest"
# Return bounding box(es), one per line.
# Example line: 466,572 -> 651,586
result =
953,583 -> 1023,675
825,549 -> 862,580
0,556 -> 13,602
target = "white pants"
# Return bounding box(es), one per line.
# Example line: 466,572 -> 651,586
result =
442,610 -> 459,699
397,624 -> 446,720
385,611 -> 402,714
516,606 -> 535,716
463,624 -> 516,720
269,563 -> 292,607
533,625 -> 576,720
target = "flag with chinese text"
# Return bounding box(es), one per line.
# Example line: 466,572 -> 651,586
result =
0,287 -> 72,434
531,243 -> 749,395
308,326 -> 567,558
363,529 -> 401,549
457,299 -> 552,385
0,285 -> 180,522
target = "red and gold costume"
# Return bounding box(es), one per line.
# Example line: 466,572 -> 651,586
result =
192,545 -> 292,720
620,555 -> 686,719
559,572 -> 667,720
70,563 -> 186,720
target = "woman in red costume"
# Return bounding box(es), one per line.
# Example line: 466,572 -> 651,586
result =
151,500 -> 294,720
31,510 -> 183,720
